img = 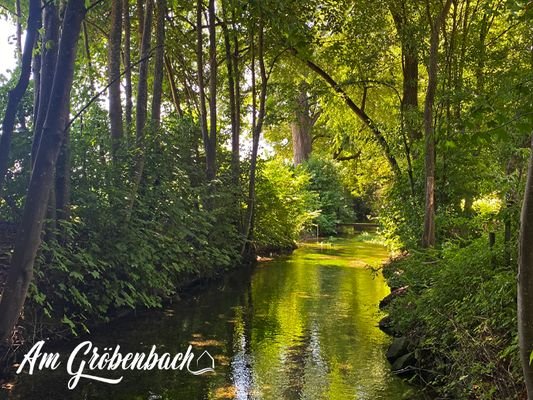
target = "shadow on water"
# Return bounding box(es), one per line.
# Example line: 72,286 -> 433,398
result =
1,235 -> 425,399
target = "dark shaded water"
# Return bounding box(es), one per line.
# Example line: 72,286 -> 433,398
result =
2,235 -> 421,399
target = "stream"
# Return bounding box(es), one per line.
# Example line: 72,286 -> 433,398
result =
2,235 -> 422,399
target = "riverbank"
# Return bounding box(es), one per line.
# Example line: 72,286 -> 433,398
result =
379,236 -> 525,399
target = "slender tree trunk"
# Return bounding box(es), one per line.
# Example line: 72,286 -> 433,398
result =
0,0 -> 40,191
135,0 -> 153,145
421,0 -> 452,248
31,2 -> 60,168
232,23 -> 241,187
108,0 -> 124,158
151,0 -> 166,128
128,0 -> 153,216
518,37 -> 533,397
207,0 -> 218,181
123,0 -> 133,137
244,27 -> 258,251
221,2 -> 239,186
401,45 -> 418,195
519,131 -> 533,399
0,0 -> 86,345
390,3 -> 417,195
243,22 -> 268,254
390,4 -> 420,144
196,0 -> 210,179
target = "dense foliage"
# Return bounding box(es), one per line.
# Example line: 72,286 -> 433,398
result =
384,237 -> 521,398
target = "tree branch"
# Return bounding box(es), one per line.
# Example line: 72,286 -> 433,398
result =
291,49 -> 401,177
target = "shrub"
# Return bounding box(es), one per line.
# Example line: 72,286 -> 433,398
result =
254,158 -> 318,250
384,235 -> 522,399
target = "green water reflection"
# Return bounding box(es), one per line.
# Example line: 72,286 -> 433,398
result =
3,235 -> 421,399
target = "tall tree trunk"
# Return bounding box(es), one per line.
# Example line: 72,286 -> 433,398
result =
421,0 -> 452,248
151,0 -> 166,128
221,1 -> 239,186
31,2 -> 60,168
390,3 -> 418,196
232,21 -> 241,187
0,0 -> 40,192
128,0 -> 153,216
196,0 -> 210,180
135,0 -> 154,146
123,0 -> 133,137
0,0 -> 86,345
243,22 -> 267,255
206,0 -> 217,181
390,3 -> 420,144
518,36 -> 533,397
519,131 -> 533,398
108,0 -> 124,158
291,84 -> 315,166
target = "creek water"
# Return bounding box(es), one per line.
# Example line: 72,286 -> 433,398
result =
2,235 -> 422,399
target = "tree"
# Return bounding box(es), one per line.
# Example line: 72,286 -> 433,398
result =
519,131 -> 533,397
389,0 -> 421,144
0,0 -> 86,344
207,0 -> 218,181
221,0 -> 241,187
108,0 -> 124,157
243,17 -> 268,255
518,13 -> 533,395
123,0 -> 133,133
151,0 -> 166,128
0,0 -> 40,192
421,0 -> 452,248
31,1 -> 60,168
291,82 -> 319,166
128,0 -> 154,215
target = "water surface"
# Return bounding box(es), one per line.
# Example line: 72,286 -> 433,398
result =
2,235 -> 421,399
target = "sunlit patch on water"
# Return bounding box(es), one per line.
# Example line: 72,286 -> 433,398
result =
213,384 -> 237,399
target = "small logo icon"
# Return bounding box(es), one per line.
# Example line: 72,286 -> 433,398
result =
189,350 -> 215,375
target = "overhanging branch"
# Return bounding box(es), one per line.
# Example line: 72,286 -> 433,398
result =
291,48 -> 401,177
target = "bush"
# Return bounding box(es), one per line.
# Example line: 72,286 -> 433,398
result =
383,235 -> 523,399
254,158 -> 318,251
